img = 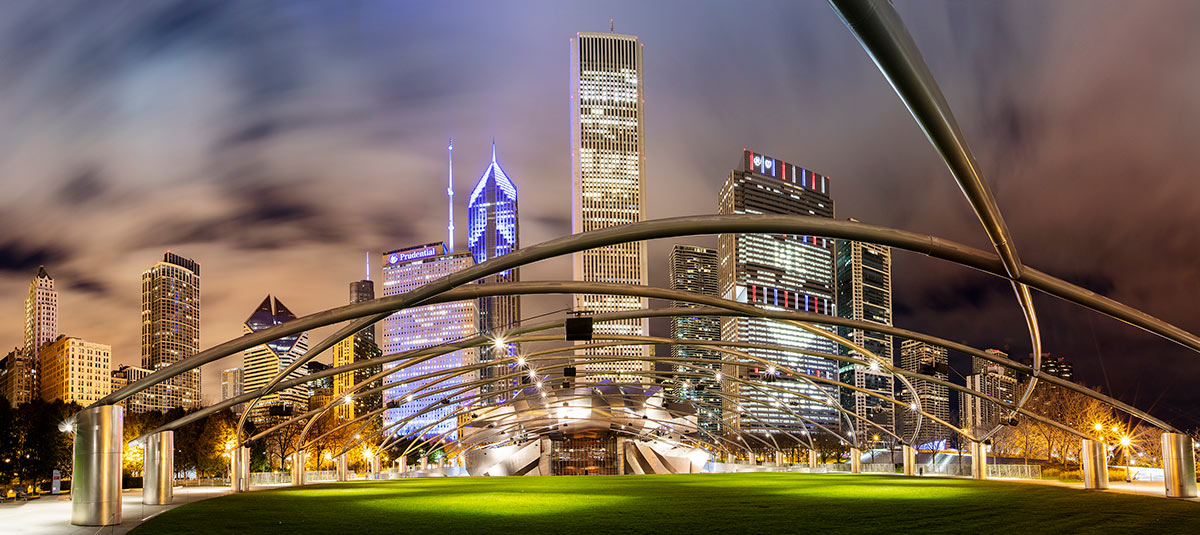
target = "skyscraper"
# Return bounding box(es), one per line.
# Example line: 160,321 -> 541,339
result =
11,266 -> 57,405
718,150 -> 839,434
570,31 -> 649,381
468,141 -> 520,402
836,227 -> 896,437
898,340 -> 950,447
242,296 -> 310,425
332,278 -> 382,421
960,349 -> 1019,432
380,243 -> 477,440
38,335 -> 111,405
668,245 -> 722,433
221,367 -> 244,402
141,252 -> 201,410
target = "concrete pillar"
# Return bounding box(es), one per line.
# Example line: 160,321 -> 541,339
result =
143,431 -> 174,505
808,449 -> 819,468
902,445 -> 916,476
775,451 -> 785,467
336,454 -> 349,482
725,452 -> 735,464
1081,439 -> 1109,490
290,450 -> 305,486
970,441 -> 988,480
71,405 -> 124,526
1162,433 -> 1198,498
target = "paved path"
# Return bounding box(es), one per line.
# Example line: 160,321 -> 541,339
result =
0,486 -> 230,535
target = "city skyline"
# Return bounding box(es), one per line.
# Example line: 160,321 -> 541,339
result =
0,1 -> 1198,428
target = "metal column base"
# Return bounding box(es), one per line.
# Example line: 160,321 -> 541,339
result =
230,446 -> 250,493
850,448 -> 861,473
143,431 -> 174,505
970,442 -> 988,480
902,445 -> 916,476
291,450 -> 305,486
1162,433 -> 1198,498
1081,439 -> 1109,490
71,405 -> 124,526
775,451 -> 785,467
808,449 -> 819,468
336,454 -> 349,481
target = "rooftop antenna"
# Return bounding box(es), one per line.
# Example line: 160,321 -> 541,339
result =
365,251 -> 371,281
447,136 -> 455,253
610,18 -> 614,32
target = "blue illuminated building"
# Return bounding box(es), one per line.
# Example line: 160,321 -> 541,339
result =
467,141 -> 521,402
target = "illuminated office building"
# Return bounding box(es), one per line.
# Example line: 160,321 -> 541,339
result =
380,243 -> 477,440
38,335 -> 110,405
332,277 -> 382,421
718,150 -> 839,434
570,31 -> 649,380
468,141 -> 520,402
141,252 -> 202,410
221,367 -> 244,414
9,266 -> 57,405
898,340 -> 950,447
960,349 -> 1019,432
242,296 -> 310,425
668,245 -> 723,433
836,228 -> 895,437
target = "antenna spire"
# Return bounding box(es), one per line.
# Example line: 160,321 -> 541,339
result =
447,136 -> 455,253
491,137 -> 496,163
610,18 -> 614,32
365,251 -> 371,281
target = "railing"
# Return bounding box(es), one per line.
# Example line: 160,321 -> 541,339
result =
988,464 -> 1042,479
305,470 -> 337,483
176,477 -> 229,487
250,472 -> 290,486
862,463 -> 898,473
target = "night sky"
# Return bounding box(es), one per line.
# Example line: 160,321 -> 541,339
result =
1,1 -> 1199,428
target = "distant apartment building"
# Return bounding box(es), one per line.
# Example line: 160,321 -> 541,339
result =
37,335 -> 111,406
141,252 -> 202,410
836,226 -> 895,438
898,340 -> 950,447
667,245 -> 722,434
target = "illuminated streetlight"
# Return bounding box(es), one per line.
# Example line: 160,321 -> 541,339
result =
1120,436 -> 1132,447
344,395 -> 353,405
493,337 -> 506,351
516,356 -> 526,367
1093,423 -> 1103,432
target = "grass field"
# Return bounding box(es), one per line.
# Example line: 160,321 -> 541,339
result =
130,473 -> 1200,534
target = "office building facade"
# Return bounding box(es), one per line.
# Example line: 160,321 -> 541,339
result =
141,252 -> 202,410
836,230 -> 895,438
898,340 -> 950,447
380,243 -> 477,440
332,278 -> 383,421
961,349 -> 1019,432
468,142 -> 520,402
718,150 -> 840,435
667,245 -> 723,433
10,266 -> 58,405
242,296 -> 310,425
37,335 -> 111,405
570,31 -> 649,380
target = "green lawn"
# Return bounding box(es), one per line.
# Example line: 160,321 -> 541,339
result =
131,473 -> 1200,534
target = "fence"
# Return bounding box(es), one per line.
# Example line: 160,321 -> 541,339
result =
988,464 -> 1042,479
176,477 -> 229,487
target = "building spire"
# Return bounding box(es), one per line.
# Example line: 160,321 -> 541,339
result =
491,137 -> 496,164
365,251 -> 371,281
447,136 -> 455,253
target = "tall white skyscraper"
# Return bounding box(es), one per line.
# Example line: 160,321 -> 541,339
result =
12,266 -> 57,405
141,252 -> 202,410
570,31 -> 648,380
380,243 -> 477,440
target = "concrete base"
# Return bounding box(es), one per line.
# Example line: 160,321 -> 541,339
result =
143,431 -> 174,505
71,405 -> 124,526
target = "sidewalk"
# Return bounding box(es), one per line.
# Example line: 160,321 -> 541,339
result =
0,486 -> 230,535
1024,477 -> 1200,502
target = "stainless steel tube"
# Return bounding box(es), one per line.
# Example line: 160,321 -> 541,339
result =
143,431 -> 174,505
71,405 -> 123,526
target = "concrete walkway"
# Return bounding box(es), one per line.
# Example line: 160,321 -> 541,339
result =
0,486 -> 230,535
